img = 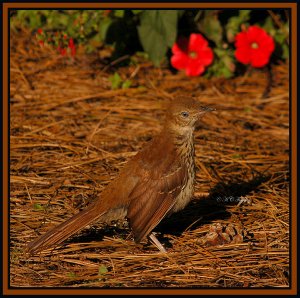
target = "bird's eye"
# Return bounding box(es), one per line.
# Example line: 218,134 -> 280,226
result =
181,111 -> 189,118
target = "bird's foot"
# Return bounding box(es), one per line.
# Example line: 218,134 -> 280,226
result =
149,233 -> 167,253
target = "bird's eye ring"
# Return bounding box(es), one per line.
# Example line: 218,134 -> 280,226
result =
181,111 -> 189,118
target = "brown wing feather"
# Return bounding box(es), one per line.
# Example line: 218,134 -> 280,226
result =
127,162 -> 187,243
26,202 -> 106,255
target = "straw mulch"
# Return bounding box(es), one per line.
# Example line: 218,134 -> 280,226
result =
10,29 -> 289,288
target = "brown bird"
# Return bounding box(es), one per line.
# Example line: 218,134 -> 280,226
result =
27,96 -> 215,254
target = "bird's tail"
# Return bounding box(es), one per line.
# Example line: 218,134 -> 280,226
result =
26,203 -> 106,255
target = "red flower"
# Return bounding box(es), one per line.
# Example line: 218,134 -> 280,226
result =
60,48 -> 67,56
171,33 -> 214,76
70,47 -> 76,57
68,38 -> 76,57
68,38 -> 74,48
234,25 -> 275,68
38,40 -> 44,47
37,28 -> 43,35
57,46 -> 66,56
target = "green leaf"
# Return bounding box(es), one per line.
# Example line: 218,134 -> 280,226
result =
85,44 -> 95,54
282,44 -> 289,60
226,10 -> 251,43
262,16 -> 275,33
138,10 -> 179,66
122,80 -> 132,89
108,73 -> 122,90
99,17 -> 113,41
221,68 -> 233,79
58,14 -> 69,26
274,32 -> 286,44
114,10 -> 125,18
98,265 -> 108,275
199,11 -> 223,45
239,10 -> 251,19
205,47 -> 234,79
223,55 -> 235,72
67,272 -> 76,278
33,203 -> 44,210
131,10 -> 143,15
214,48 -> 226,57
137,85 -> 146,91
28,11 -> 42,28
135,51 -> 149,59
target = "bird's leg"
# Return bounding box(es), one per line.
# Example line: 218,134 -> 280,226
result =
148,232 -> 167,253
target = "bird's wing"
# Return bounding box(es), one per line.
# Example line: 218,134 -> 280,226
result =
126,162 -> 188,243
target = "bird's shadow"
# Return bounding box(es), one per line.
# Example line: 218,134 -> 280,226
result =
65,173 -> 270,249
64,222 -> 130,245
154,173 -> 271,245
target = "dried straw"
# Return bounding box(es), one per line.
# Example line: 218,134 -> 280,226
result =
10,29 -> 289,288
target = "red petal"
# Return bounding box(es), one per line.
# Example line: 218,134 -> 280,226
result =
235,48 -> 251,65
196,47 -> 214,66
171,52 -> 189,70
60,48 -> 67,56
235,31 -> 249,48
186,59 -> 205,76
71,47 -> 76,57
69,38 -> 74,47
250,49 -> 271,67
258,36 -> 275,53
247,26 -> 270,43
188,33 -> 208,52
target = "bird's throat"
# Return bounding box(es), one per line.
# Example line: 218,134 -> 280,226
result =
170,127 -> 195,163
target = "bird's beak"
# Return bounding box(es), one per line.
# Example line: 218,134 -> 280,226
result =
196,106 -> 216,117
201,106 -> 216,112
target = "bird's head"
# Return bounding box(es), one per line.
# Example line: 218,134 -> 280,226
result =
165,96 -> 215,136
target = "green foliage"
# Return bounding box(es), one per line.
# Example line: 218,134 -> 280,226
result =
11,10 -> 114,52
108,72 -> 132,90
10,9 -> 289,78
33,203 -> 43,210
113,10 -> 125,18
131,10 -> 143,15
67,272 -> 77,278
98,265 -> 108,276
197,11 -> 223,46
205,47 -> 235,79
226,10 -> 251,42
137,10 -> 180,66
121,80 -> 132,89
262,15 -> 289,60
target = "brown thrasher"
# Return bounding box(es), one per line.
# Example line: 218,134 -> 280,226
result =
27,96 -> 215,254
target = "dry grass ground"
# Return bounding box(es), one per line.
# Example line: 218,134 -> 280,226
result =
9,29 -> 289,288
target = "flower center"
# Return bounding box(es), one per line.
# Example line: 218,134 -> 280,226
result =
188,51 -> 198,59
251,42 -> 259,49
